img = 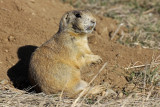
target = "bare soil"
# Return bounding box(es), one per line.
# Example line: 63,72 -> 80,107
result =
0,0 -> 160,106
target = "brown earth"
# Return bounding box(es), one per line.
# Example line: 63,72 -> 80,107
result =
0,0 -> 160,93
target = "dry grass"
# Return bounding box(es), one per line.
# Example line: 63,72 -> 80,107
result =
0,87 -> 160,107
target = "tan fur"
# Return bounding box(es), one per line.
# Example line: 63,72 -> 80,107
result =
29,10 -> 104,97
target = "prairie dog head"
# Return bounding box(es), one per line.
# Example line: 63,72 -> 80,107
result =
58,10 -> 96,34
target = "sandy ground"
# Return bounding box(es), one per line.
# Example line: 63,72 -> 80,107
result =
0,0 -> 160,106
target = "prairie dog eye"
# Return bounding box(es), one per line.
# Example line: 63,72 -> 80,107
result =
75,13 -> 81,18
74,11 -> 81,18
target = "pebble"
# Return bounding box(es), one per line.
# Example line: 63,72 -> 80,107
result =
8,36 -> 15,42
0,79 -> 9,85
4,49 -> 9,52
118,92 -> 123,98
105,89 -> 117,96
125,83 -> 135,91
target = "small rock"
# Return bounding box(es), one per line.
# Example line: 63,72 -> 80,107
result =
125,83 -> 135,92
4,49 -> 9,52
105,89 -> 117,96
8,36 -> 15,42
102,91 -> 106,96
0,79 -> 9,85
118,92 -> 123,98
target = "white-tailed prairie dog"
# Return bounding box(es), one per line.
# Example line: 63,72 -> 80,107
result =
29,10 -> 104,98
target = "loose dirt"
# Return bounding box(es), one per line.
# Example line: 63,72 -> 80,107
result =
0,0 -> 160,93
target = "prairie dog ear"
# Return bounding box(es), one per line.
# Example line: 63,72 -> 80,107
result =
63,13 -> 70,23
59,13 -> 69,31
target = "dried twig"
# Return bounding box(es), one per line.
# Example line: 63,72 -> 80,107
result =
71,62 -> 107,107
111,23 -> 124,40
56,80 -> 69,107
125,63 -> 160,70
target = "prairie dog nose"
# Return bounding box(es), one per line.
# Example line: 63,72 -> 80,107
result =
91,20 -> 96,24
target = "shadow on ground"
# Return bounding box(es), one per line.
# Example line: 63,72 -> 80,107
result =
7,45 -> 38,91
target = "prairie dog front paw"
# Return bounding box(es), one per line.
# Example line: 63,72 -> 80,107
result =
85,54 -> 102,65
91,55 -> 102,64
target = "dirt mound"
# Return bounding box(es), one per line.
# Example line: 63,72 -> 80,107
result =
0,0 -> 160,93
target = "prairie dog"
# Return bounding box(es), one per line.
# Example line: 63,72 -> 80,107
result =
29,10 -> 103,97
